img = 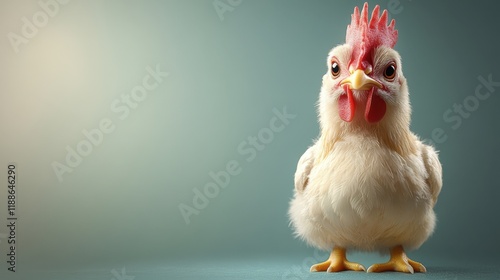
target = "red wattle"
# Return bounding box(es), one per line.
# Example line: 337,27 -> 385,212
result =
339,86 -> 355,122
365,88 -> 386,123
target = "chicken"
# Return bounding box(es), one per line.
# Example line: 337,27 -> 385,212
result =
288,3 -> 442,274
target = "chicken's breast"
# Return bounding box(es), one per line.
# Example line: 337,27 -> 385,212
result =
289,134 -> 437,252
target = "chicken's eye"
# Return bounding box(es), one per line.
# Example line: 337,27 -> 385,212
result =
331,61 -> 340,77
384,63 -> 396,80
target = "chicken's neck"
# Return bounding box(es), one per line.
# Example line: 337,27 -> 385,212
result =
315,121 -> 418,165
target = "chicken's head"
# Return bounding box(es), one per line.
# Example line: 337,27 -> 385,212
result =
319,3 -> 411,133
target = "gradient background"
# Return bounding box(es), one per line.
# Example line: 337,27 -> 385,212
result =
1,0 -> 499,279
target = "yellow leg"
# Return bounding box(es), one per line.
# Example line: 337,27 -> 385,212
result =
367,245 -> 426,274
310,247 -> 365,273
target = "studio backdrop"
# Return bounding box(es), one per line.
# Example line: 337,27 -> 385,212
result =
0,0 -> 499,279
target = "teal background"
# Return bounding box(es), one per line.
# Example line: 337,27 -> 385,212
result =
0,0 -> 499,279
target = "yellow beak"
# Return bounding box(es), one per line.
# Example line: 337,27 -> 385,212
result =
340,69 -> 382,90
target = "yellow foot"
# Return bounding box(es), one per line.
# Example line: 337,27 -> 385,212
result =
310,247 -> 365,273
367,245 -> 426,274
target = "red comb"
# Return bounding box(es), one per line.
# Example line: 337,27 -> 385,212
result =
346,3 -> 398,69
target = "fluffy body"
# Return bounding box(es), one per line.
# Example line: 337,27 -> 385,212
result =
289,135 -> 439,252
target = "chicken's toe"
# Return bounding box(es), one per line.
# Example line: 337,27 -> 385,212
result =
408,259 -> 427,273
326,259 -> 365,272
367,245 -> 426,274
310,260 -> 330,272
367,260 -> 414,274
310,247 -> 365,273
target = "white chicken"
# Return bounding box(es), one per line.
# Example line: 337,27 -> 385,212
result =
288,3 -> 442,273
